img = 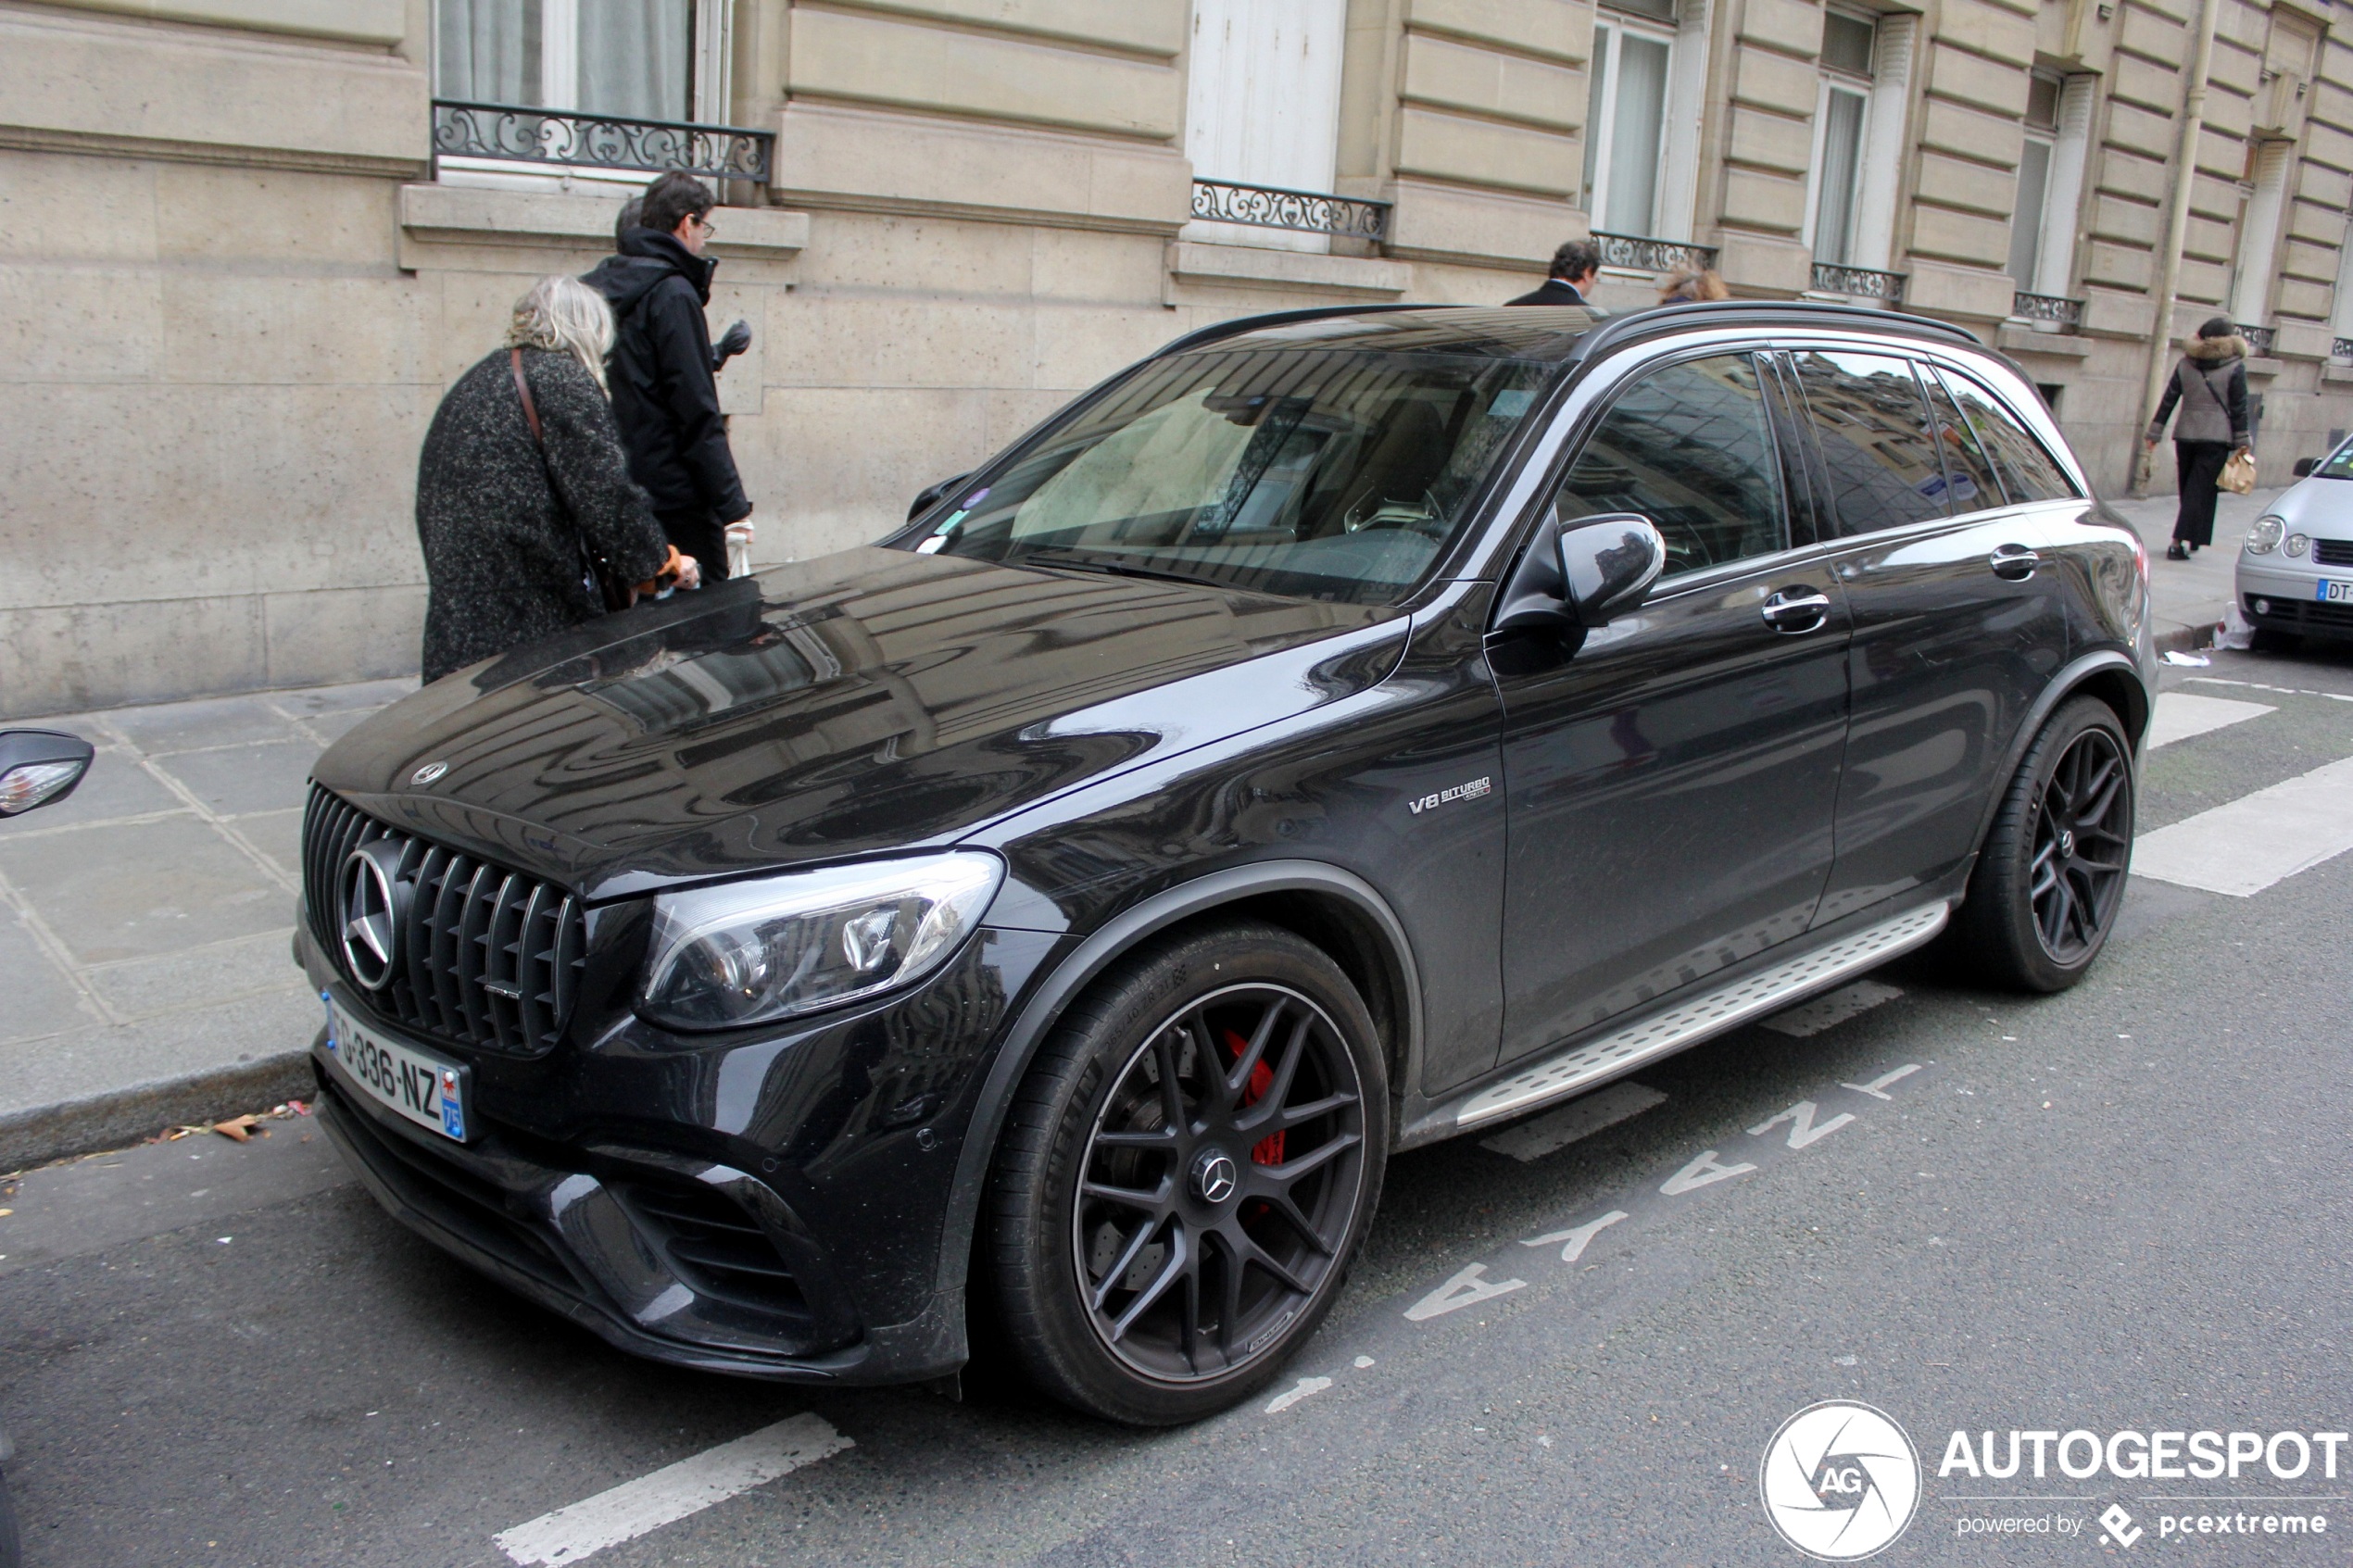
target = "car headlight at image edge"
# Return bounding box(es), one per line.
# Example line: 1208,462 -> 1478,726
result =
2246,515 -> 2284,554
639,853 -> 1004,1030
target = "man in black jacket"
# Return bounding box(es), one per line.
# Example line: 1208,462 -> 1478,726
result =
584,173 -> 752,578
1507,240 -> 1606,310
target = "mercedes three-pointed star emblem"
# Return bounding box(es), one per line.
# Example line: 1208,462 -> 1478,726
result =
337,842 -> 406,989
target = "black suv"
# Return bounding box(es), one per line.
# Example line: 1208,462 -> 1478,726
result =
301,303 -> 2151,1424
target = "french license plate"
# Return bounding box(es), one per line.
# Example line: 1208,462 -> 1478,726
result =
2318,578 -> 2353,603
323,996 -> 469,1141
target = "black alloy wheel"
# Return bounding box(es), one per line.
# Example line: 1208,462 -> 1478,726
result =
1949,696 -> 2136,992
986,922 -> 1388,1424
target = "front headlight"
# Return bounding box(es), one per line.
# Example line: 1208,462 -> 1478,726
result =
2284,533 -> 2310,558
639,853 -> 1003,1031
2246,515 -> 2284,554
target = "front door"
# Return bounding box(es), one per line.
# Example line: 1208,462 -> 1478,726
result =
1492,351 -> 1851,1066
1779,347 -> 2071,925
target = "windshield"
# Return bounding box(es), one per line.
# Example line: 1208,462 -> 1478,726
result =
907,347 -> 1554,603
2315,437 -> 2353,480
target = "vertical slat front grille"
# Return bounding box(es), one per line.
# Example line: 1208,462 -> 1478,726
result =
304,784 -> 585,1055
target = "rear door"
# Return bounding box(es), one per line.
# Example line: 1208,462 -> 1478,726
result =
1780,346 -> 2070,925
1491,348 -> 1852,1065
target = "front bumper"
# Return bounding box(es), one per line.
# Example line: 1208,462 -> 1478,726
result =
300,908 -> 1067,1386
315,1058 -> 900,1381
2237,561 -> 2353,640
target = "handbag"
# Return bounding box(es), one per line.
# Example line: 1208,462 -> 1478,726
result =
2220,447 -> 2257,495
510,348 -> 638,613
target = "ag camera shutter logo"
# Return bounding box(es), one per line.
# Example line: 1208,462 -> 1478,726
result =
1760,1400 -> 1922,1560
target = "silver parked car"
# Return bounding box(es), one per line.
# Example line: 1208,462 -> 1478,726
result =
2239,437 -> 2353,647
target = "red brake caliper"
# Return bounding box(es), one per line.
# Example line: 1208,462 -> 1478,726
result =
1221,1028 -> 1286,1166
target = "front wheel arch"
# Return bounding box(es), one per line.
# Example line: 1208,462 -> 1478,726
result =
933,862 -> 1424,1348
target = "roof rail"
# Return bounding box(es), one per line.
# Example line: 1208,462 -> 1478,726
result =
1567,299 -> 1982,361
1147,296 -> 1982,365
1151,302 -> 1435,358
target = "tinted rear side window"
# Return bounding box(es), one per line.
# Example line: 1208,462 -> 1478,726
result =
1555,352 -> 1787,577
1789,349 -> 1949,534
1919,368 -> 2006,513
1935,367 -> 2079,502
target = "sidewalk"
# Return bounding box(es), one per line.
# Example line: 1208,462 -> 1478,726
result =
0,677 -> 415,1169
2102,483 -> 2280,653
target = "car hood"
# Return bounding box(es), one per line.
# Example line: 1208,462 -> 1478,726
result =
315,547 -> 1408,899
2264,474 -> 2353,535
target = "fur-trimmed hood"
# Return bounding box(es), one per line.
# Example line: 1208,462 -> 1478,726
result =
2185,332 -> 2248,363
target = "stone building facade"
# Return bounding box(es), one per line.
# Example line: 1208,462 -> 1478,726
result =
3,0 -> 2348,717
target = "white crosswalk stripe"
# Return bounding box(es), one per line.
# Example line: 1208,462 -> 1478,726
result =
2131,753 -> 2353,897
495,1413 -> 850,1566
2145,692 -> 2274,748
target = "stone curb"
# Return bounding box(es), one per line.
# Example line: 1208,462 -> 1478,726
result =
0,1052 -> 315,1173
2154,619 -> 2217,656
2153,608 -> 2223,657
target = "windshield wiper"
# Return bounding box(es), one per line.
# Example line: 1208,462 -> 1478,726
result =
1013,548 -> 1224,588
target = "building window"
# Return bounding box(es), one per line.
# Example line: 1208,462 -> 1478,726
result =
1807,9 -> 1875,268
438,0 -> 704,119
1184,0 -> 1349,252
2007,70 -> 2092,301
2328,214 -> 2353,359
1583,3 -> 1678,238
2227,138 -> 2292,332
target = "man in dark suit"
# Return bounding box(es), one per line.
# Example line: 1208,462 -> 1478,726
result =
1507,240 -> 1606,309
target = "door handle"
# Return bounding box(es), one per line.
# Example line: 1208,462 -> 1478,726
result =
1989,543 -> 2041,581
1760,586 -> 1832,633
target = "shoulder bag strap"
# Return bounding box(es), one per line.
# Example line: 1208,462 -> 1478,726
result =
509,346 -> 544,443
510,349 -> 633,610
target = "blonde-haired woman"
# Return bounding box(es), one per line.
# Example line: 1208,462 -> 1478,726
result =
414,275 -> 698,683
1657,265 -> 1730,304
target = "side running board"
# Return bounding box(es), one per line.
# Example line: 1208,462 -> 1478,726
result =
1445,901 -> 1950,1132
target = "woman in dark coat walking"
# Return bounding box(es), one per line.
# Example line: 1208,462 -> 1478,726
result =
2143,316 -> 2253,558
415,276 -> 695,683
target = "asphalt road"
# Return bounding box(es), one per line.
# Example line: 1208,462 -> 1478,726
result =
4,644 -> 2351,1568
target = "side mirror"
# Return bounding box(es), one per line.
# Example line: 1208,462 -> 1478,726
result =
1492,512 -> 1667,635
2294,457 -> 2318,478
0,730 -> 94,817
909,471 -> 973,524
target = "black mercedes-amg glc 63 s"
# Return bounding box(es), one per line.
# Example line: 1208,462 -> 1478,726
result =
299,302 -> 2152,1424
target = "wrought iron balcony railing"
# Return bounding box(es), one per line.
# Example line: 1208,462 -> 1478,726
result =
2334,336 -> 2353,362
1812,263 -> 1906,302
1592,232 -> 1719,274
2235,321 -> 2277,357
431,100 -> 774,183
2010,292 -> 2083,330
1189,179 -> 1390,241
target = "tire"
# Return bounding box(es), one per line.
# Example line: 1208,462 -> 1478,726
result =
1948,696 -> 2135,993
984,922 -> 1389,1425
2248,627 -> 2299,655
